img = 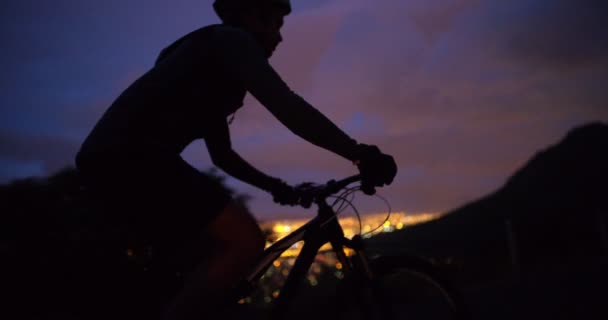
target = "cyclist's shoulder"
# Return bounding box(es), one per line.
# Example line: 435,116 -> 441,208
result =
166,24 -> 257,56
167,24 -> 221,47
212,23 -> 247,34
208,26 -> 268,67
183,24 -> 253,43
155,24 -> 221,65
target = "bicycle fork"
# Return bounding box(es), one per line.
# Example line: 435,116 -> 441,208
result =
338,235 -> 387,320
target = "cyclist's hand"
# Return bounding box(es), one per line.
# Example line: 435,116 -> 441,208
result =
294,182 -> 316,209
354,144 -> 397,195
269,180 -> 299,206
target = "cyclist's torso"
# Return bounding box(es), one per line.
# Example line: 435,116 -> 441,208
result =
78,24 -> 251,159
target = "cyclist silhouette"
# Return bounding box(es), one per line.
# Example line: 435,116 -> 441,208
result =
75,0 -> 396,319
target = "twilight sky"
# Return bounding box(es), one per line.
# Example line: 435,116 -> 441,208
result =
1,0 -> 607,220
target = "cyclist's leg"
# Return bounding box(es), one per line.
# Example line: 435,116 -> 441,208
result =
77,153 -> 263,318
162,202 -> 265,320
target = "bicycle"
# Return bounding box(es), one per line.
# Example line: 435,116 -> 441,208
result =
228,174 -> 468,320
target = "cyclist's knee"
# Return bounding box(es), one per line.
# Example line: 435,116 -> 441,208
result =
208,202 -> 265,257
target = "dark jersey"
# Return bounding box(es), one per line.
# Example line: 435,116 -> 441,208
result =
78,24 -> 358,165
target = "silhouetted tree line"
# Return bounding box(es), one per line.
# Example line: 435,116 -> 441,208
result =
1,167 -> 250,318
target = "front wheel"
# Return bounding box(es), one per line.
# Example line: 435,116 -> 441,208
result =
334,255 -> 467,320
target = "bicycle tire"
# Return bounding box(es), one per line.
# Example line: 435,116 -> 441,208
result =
333,255 -> 467,320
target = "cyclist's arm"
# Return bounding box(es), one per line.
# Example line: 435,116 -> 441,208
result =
216,27 -> 360,161
205,119 -> 283,192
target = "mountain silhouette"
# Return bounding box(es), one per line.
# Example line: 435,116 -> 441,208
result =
368,122 -> 608,285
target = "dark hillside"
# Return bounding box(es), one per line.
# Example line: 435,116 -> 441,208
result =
368,122 -> 608,284
367,122 -> 608,319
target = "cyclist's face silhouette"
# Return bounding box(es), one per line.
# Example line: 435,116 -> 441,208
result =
246,7 -> 285,58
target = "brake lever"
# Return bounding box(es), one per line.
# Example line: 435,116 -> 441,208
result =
360,183 -> 376,195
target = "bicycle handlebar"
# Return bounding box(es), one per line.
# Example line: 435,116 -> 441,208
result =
295,174 -> 362,207
318,174 -> 362,198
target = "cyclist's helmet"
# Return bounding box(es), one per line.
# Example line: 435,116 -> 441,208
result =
213,0 -> 292,18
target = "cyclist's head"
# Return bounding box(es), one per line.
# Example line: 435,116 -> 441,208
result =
213,0 -> 291,57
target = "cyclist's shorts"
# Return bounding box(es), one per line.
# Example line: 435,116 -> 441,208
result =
74,152 -> 233,317
76,152 -> 232,259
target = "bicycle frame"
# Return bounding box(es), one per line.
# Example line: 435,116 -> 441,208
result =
226,175 -> 466,320
233,177 -> 375,317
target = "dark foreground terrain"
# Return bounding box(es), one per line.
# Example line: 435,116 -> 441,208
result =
231,256 -> 608,320
461,257 -> 607,320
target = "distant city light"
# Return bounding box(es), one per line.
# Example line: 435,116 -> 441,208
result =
272,224 -> 292,233
260,212 -> 442,258
242,212 -> 443,305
